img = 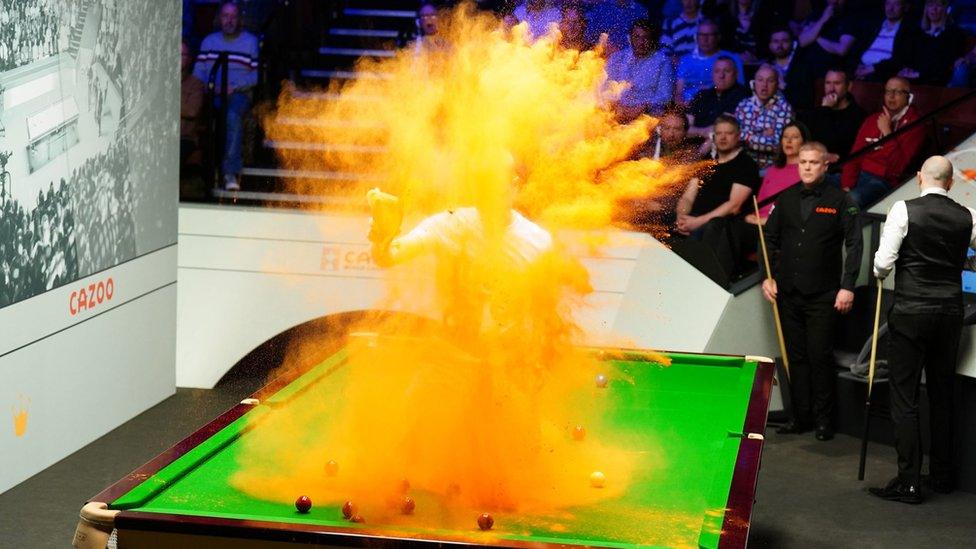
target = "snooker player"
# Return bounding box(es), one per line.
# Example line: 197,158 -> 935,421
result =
761,142 -> 863,441
869,156 -> 976,503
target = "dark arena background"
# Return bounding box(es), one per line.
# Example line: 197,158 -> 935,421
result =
1,1 -> 976,548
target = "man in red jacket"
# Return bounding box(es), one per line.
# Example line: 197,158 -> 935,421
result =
841,77 -> 925,208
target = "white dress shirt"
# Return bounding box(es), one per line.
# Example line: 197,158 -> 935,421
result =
873,187 -> 976,279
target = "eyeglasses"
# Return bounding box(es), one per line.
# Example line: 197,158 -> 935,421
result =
884,89 -> 909,96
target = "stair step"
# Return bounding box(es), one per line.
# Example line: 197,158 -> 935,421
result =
319,46 -> 396,58
344,8 -> 416,18
330,28 -> 400,38
274,116 -> 383,129
263,140 -> 387,153
240,167 -> 382,182
213,189 -> 366,206
300,69 -> 392,80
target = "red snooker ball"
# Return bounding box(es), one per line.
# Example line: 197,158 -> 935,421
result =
295,495 -> 312,513
477,512 -> 494,531
342,500 -> 356,519
401,496 -> 416,515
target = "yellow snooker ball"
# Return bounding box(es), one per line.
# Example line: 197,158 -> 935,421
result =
590,471 -> 606,488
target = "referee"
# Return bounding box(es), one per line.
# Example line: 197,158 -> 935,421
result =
761,141 -> 863,441
869,156 -> 975,504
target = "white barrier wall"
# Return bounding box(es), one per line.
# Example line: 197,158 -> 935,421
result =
0,1 -> 179,493
176,204 -> 775,388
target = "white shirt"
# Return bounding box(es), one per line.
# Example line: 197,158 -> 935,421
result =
872,188 -> 976,279
861,19 -> 901,66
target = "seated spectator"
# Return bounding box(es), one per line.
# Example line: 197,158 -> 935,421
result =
606,20 -> 674,120
767,26 -> 814,112
675,114 -> 760,277
853,0 -> 913,82
688,56 -> 749,143
716,0 -> 777,64
413,3 -> 446,52
192,1 -> 259,191
896,0 -> 969,86
842,77 -> 926,207
638,106 -> 700,163
584,0 -> 648,53
663,0 -> 703,60
180,39 -> 205,169
950,43 -> 976,88
734,64 -> 794,170
800,67 -> 867,163
746,120 -> 811,225
792,0 -> 858,84
513,0 -> 561,40
674,20 -> 745,104
558,4 -> 594,52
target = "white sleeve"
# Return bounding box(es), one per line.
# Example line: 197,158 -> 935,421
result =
873,201 -> 908,279
965,207 -> 976,271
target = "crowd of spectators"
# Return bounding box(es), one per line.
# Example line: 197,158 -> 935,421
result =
0,0 -> 81,71
0,143 -> 136,308
488,0 -> 975,284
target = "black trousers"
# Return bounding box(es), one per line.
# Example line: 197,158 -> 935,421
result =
887,311 -> 961,484
779,289 -> 837,426
690,217 -> 757,280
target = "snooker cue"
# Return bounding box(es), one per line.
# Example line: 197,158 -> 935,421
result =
752,196 -> 791,382
858,277 -> 884,481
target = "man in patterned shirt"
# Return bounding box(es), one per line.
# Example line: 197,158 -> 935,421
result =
734,64 -> 794,170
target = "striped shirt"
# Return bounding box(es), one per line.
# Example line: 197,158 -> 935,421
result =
734,92 -> 794,169
192,31 -> 260,92
860,20 -> 901,66
662,13 -> 701,58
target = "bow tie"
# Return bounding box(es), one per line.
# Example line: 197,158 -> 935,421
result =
801,187 -> 822,197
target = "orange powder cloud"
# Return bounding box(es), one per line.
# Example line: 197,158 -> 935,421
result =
232,2 -> 683,531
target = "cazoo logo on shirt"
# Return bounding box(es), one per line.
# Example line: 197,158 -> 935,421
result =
69,277 -> 115,316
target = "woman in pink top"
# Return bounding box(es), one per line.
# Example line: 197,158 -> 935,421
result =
746,120 -> 811,225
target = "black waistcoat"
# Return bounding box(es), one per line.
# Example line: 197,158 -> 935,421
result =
894,193 -> 972,314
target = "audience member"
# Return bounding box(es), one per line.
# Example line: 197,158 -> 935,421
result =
734,64 -> 794,170
607,20 -> 674,120
687,56 -> 749,141
800,67 -> 867,163
513,0 -> 561,39
761,141 -> 862,441
638,107 -> 700,163
717,0 -> 777,63
675,114 -> 760,277
675,20 -> 745,104
583,0 -> 648,53
950,42 -> 976,88
192,1 -> 259,191
768,26 -> 816,111
853,0 -> 914,82
896,0 -> 969,86
663,0 -> 703,60
180,40 -> 205,169
558,3 -> 594,51
793,0 -> 858,82
842,77 -> 926,207
747,121 -> 810,224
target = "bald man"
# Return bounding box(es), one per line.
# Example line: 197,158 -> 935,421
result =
870,156 -> 976,503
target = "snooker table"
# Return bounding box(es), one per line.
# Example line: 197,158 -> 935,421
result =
74,343 -> 774,549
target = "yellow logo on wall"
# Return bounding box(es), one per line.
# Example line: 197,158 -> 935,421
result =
12,395 -> 30,437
